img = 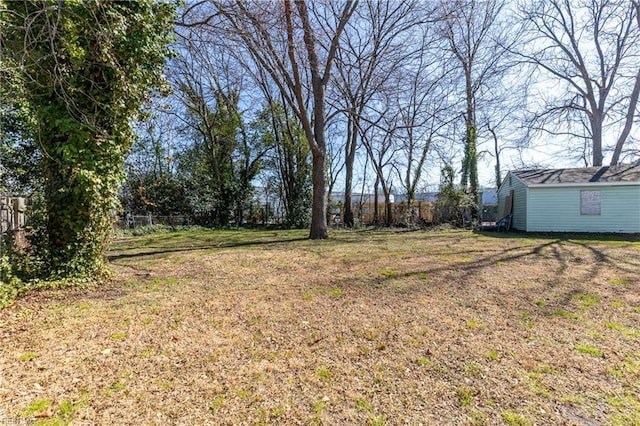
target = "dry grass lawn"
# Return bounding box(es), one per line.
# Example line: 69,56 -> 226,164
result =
1,228 -> 639,425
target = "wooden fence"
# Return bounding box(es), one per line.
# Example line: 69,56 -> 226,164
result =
334,201 -> 435,226
116,201 -> 437,229
1,197 -> 28,235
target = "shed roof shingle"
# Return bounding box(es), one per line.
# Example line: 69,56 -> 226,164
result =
512,164 -> 640,185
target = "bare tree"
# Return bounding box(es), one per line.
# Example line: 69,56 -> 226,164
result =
480,64 -> 533,188
439,0 -> 511,203
167,30 -> 271,225
324,120 -> 345,225
331,0 -> 425,227
183,1 -> 358,238
128,104 -> 179,180
517,0 -> 640,166
392,29 -> 455,220
359,90 -> 402,226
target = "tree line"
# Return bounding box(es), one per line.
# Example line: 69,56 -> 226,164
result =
1,0 -> 639,282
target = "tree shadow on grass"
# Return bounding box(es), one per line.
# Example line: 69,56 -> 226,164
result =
475,230 -> 640,243
477,230 -> 640,275
396,239 -> 563,282
108,236 -> 309,262
358,235 -> 637,304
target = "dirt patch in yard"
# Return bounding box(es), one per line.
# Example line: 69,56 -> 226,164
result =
1,229 -> 639,425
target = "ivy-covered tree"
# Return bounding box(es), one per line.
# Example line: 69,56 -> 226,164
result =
255,102 -> 311,229
1,0 -> 175,278
433,165 -> 476,227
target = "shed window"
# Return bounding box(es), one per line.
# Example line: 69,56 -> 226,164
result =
580,190 -> 601,215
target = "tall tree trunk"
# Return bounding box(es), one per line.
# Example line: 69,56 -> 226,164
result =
343,118 -> 357,227
591,114 -> 603,167
464,69 -> 478,199
373,174 -> 380,226
309,150 -> 328,239
383,186 -> 392,227
610,70 -> 640,166
488,125 -> 501,188
292,0 -> 349,239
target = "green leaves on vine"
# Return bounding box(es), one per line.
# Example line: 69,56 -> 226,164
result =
2,0 -> 176,279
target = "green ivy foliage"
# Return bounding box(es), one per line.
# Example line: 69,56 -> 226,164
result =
177,87 -> 264,226
434,165 -> 476,227
255,103 -> 311,229
121,172 -> 192,217
2,1 -> 175,279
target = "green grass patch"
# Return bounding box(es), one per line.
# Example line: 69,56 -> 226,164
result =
469,410 -> 487,425
502,411 -> 530,425
610,278 -> 630,285
534,363 -> 559,375
456,387 -> 474,407
378,269 -> 398,278
606,322 -> 625,331
18,352 -> 39,362
21,399 -> 52,417
102,380 -> 127,397
560,393 -> 585,404
356,396 -> 373,412
151,277 -> 180,286
465,362 -> 481,377
466,320 -> 487,330
605,322 -> 640,337
575,343 -> 603,357
209,395 -> 225,414
328,288 -> 343,297
417,357 -> 431,366
270,405 -> 285,418
607,394 -> 640,410
369,414 -> 386,426
607,355 -> 640,384
315,367 -> 332,380
486,350 -> 499,361
551,309 -> 579,319
572,293 -> 601,309
312,400 -> 325,418
56,394 -> 88,421
526,374 -> 551,398
137,348 -> 155,357
610,412 -> 640,426
518,312 -> 534,328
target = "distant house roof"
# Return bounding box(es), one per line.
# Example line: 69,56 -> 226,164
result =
480,188 -> 498,205
394,192 -> 439,203
329,192 -> 395,204
511,164 -> 640,187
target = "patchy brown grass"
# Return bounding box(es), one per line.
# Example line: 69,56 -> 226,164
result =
1,229 -> 639,425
